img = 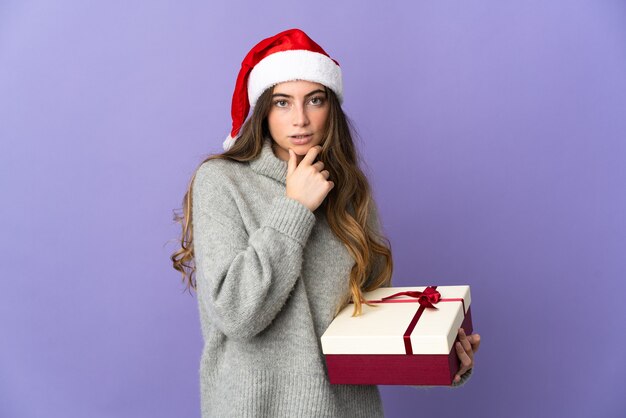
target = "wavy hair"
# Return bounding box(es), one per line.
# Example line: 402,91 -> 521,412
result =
171,85 -> 393,316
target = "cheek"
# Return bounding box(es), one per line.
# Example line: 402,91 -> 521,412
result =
266,114 -> 279,134
314,109 -> 330,127
267,112 -> 286,134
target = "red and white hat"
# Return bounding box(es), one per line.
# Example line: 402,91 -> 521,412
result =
223,28 -> 343,151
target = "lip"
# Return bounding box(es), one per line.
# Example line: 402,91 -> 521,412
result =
290,134 -> 313,145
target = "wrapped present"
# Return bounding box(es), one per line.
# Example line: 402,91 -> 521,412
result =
320,285 -> 473,386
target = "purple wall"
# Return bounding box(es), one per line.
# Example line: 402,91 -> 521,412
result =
1,1 -> 624,417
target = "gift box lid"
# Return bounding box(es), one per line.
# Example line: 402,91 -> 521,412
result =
321,285 -> 471,355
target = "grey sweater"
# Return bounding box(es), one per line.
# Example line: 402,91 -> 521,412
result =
192,137 -> 472,418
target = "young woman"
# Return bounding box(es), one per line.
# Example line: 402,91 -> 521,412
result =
172,28 -> 479,417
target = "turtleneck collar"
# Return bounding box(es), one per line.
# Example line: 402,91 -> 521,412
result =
249,137 -> 288,185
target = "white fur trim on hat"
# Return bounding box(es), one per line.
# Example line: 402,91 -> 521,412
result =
247,49 -> 343,107
222,133 -> 237,151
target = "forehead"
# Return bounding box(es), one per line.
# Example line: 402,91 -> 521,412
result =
272,80 -> 326,95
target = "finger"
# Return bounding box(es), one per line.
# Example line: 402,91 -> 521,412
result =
455,341 -> 473,376
312,160 -> 324,171
458,328 -> 472,354
469,333 -> 481,353
453,373 -> 463,384
287,149 -> 296,175
320,170 -> 330,179
300,145 -> 322,166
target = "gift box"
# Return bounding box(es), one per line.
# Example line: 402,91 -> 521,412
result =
320,285 -> 473,386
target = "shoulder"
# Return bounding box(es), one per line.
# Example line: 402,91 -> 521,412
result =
193,157 -> 252,192
191,159 -> 252,230
196,157 -> 242,182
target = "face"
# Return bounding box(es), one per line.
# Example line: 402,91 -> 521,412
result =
266,80 -> 329,164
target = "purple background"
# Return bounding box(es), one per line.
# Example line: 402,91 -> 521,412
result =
1,1 -> 624,417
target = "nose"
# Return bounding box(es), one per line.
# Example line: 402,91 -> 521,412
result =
292,103 -> 310,127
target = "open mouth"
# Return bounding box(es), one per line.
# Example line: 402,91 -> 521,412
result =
290,134 -> 313,144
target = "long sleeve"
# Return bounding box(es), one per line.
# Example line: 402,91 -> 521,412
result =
192,162 -> 316,340
194,140 -> 387,417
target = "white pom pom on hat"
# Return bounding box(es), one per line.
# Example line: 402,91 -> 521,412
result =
222,28 -> 343,151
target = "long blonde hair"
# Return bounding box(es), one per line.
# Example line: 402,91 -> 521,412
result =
171,85 -> 393,316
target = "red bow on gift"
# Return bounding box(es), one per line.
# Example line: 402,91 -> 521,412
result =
362,286 -> 466,355
378,286 -> 442,309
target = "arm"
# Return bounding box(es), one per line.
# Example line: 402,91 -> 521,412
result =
192,163 -> 316,340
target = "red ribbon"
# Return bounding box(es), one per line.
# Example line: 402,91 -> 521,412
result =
362,286 -> 466,355
370,286 -> 443,309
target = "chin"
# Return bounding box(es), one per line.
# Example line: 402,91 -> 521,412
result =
292,145 -> 312,154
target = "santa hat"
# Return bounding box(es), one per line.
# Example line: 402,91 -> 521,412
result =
223,28 -> 343,151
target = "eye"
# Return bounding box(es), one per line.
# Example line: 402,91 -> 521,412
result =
273,100 -> 288,108
309,96 -> 325,106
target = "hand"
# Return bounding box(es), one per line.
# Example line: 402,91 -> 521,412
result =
453,328 -> 481,383
286,145 -> 334,212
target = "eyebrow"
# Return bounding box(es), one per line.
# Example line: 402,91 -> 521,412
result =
271,89 -> 326,99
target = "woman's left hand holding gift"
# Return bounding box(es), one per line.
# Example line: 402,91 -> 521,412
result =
453,328 -> 480,383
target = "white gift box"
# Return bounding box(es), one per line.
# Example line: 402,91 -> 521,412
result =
320,285 -> 473,385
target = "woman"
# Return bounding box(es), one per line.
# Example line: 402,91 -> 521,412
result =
172,28 -> 479,417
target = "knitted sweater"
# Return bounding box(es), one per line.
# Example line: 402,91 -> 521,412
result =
191,137 -> 472,418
